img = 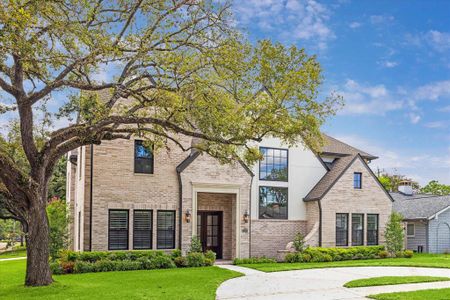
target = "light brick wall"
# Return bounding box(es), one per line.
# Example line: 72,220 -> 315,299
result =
180,154 -> 252,258
90,137 -> 190,250
305,200 -> 320,247
320,157 -> 392,247
251,220 -> 307,258
198,192 -> 235,259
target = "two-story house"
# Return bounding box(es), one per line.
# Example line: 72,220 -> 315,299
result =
66,133 -> 393,259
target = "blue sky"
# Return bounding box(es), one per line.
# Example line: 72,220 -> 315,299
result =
234,0 -> 450,185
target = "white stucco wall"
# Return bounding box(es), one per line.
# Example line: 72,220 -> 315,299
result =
250,137 -> 327,220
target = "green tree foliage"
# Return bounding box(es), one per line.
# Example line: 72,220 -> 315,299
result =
48,157 -> 67,200
377,172 -> 419,192
46,199 -> 68,260
420,180 -> 450,196
384,212 -> 405,255
0,0 -> 341,286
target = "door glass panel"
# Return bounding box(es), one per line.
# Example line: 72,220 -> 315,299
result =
212,237 -> 218,246
213,215 -> 218,225
197,214 -> 201,236
207,236 -> 212,246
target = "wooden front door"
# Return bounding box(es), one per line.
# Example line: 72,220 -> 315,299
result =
197,211 -> 223,259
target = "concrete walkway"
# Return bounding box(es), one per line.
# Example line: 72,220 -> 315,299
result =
0,257 -> 26,262
216,266 -> 450,299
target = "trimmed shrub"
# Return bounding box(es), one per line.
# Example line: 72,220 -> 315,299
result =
205,250 -> 216,262
233,257 -> 277,265
171,249 -> 182,259
378,250 -> 389,258
293,232 -> 306,252
404,250 -> 414,258
50,261 -> 64,275
204,258 -> 214,266
186,252 -> 205,267
174,256 -> 188,267
284,246 -> 386,263
285,252 -> 302,263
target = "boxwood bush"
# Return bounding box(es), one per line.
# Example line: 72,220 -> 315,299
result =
233,257 -> 277,265
51,249 -> 216,275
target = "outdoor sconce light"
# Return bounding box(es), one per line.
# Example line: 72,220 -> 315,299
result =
185,209 -> 191,223
243,210 -> 249,223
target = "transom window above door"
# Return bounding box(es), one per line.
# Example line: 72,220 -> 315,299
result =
259,147 -> 288,181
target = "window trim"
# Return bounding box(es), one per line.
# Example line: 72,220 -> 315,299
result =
133,209 -> 153,250
336,213 -> 349,247
108,209 -> 129,251
134,140 -> 154,174
258,146 -> 289,182
157,210 -> 176,249
367,214 -> 379,246
351,213 -> 364,246
258,186 -> 289,220
407,223 -> 415,237
353,172 -> 362,189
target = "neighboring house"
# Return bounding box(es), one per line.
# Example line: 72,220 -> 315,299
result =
392,187 -> 450,253
66,134 -> 392,259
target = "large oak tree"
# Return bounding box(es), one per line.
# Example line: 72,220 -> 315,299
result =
0,0 -> 340,286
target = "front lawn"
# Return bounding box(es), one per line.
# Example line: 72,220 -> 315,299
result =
368,288 -> 450,300
241,253 -> 450,272
344,276 -> 450,288
0,260 -> 241,300
0,248 -> 27,259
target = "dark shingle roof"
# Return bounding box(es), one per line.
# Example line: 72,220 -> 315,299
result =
321,134 -> 378,160
392,192 -> 450,220
304,155 -> 357,201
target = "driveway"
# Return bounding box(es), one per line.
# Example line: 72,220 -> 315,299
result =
216,265 -> 450,299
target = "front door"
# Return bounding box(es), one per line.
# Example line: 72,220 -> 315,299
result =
197,211 -> 223,259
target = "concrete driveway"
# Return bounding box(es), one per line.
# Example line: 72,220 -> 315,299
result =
216,265 -> 450,299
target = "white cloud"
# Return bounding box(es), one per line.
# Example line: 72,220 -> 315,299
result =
234,0 -> 335,50
414,80 -> 450,101
424,121 -> 449,129
335,79 -> 403,115
426,30 -> 450,52
349,22 -> 361,29
379,60 -> 399,68
408,113 -> 421,124
370,15 -> 395,25
439,105 -> 450,112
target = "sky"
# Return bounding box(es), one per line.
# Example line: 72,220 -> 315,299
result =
233,0 -> 450,185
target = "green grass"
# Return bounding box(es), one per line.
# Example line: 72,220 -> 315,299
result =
368,288 -> 450,299
344,276 -> 450,288
240,253 -> 450,272
0,249 -> 27,259
0,260 -> 241,300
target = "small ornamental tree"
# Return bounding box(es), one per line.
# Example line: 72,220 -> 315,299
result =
0,1 -> 341,286
46,199 -> 69,260
189,235 -> 203,253
384,212 -> 404,255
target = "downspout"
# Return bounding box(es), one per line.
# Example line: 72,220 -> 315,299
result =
318,200 -> 322,247
89,144 -> 94,251
177,170 -> 182,251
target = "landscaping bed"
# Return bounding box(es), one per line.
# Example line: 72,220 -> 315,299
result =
51,249 -> 216,275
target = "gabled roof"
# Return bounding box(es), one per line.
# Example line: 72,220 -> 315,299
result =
321,134 -> 378,160
391,192 -> 450,220
304,153 -> 393,202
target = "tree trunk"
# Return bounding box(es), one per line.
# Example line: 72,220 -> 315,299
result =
25,199 -> 53,286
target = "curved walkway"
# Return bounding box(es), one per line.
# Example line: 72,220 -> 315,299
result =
216,265 -> 450,299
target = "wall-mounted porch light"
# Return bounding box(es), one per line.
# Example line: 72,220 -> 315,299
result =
185,209 -> 191,223
243,210 -> 249,223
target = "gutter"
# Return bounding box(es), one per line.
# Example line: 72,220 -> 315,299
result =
89,144 -> 94,251
248,175 -> 254,257
176,170 -> 183,251
318,200 -> 322,247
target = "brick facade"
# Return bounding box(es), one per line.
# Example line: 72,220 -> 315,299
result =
251,220 -> 307,258
320,157 -> 392,247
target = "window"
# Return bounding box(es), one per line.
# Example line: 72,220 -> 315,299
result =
109,210 -> 129,250
367,214 -> 379,245
354,172 -> 362,189
352,214 -> 364,246
133,210 -> 153,249
407,223 -> 415,237
259,186 -> 288,219
134,140 -> 153,174
259,147 -> 288,181
336,213 -> 348,246
157,211 -> 175,249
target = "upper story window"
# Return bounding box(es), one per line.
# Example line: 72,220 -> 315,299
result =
134,140 -> 153,174
259,186 -> 288,219
353,172 -> 362,189
259,147 -> 288,181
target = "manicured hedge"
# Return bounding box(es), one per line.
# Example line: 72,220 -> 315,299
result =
284,246 -> 394,263
233,257 -> 277,265
51,250 -> 216,275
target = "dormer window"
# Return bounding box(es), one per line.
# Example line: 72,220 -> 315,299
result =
134,140 -> 153,174
354,172 -> 362,189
